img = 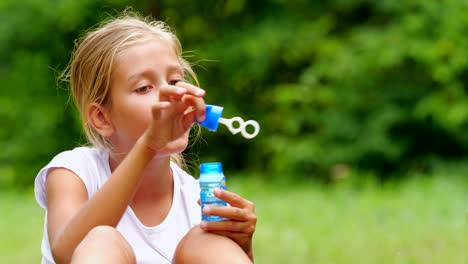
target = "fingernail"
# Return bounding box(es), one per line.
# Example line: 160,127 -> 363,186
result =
213,188 -> 221,196
197,88 -> 205,95
177,88 -> 187,93
203,206 -> 211,214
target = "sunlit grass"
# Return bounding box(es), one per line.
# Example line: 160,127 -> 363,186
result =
0,189 -> 43,263
0,175 -> 466,263
230,175 -> 466,264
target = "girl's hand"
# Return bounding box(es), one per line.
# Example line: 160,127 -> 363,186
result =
141,81 -> 205,157
200,188 -> 257,261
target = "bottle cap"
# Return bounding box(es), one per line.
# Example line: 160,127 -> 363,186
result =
200,162 -> 223,174
197,105 -> 224,131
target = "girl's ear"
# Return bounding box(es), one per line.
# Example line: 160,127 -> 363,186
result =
88,103 -> 114,137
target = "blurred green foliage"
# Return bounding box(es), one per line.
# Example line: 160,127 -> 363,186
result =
1,0 -> 468,187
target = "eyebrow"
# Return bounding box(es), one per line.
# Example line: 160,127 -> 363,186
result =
127,64 -> 184,83
167,63 -> 184,74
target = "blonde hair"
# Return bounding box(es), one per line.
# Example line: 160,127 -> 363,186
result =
62,12 -> 198,167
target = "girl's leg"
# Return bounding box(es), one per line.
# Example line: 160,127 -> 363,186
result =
71,226 -> 136,264
173,225 -> 252,264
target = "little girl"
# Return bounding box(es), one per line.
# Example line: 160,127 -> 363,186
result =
34,12 -> 256,264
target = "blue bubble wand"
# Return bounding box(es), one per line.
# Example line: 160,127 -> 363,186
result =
197,105 -> 260,139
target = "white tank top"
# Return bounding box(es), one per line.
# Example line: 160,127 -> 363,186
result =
34,147 -> 201,264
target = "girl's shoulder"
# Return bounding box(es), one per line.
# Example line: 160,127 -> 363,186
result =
34,146 -> 110,209
51,146 -> 107,163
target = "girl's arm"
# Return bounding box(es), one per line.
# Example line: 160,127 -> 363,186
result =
46,139 -> 156,264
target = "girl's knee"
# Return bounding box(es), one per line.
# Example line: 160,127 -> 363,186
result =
173,225 -> 252,264
71,226 -> 135,264
84,225 -> 121,240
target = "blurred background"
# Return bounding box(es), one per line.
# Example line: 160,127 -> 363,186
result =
0,0 -> 466,263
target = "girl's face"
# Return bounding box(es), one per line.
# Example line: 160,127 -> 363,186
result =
106,37 -> 184,152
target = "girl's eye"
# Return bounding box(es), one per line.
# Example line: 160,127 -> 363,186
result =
135,86 -> 152,94
169,80 -> 182,86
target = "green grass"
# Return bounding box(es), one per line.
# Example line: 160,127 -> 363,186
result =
229,175 -> 467,264
1,176 -> 466,263
0,189 -> 44,263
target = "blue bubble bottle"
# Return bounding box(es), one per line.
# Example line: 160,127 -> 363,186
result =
199,162 -> 227,222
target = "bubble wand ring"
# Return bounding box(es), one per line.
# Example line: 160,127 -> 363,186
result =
218,117 -> 260,139
197,104 -> 260,139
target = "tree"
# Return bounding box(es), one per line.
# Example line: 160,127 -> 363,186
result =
2,0 -> 468,188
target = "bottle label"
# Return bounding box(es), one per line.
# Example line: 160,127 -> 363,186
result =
200,178 -> 227,222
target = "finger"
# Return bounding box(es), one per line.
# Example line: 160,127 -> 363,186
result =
175,81 -> 205,97
160,85 -> 187,101
151,101 -> 171,118
214,189 -> 254,210
182,95 -> 206,122
146,101 -> 174,151
181,108 -> 196,131
197,198 -> 200,206
203,205 -> 247,222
